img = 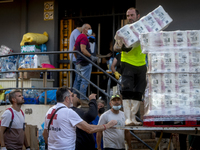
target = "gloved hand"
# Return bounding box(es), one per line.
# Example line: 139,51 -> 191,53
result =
90,55 -> 98,62
1,147 -> 7,150
114,71 -> 121,80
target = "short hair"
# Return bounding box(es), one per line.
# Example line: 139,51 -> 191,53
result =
74,18 -> 83,28
96,99 -> 105,106
56,87 -> 71,102
9,89 -> 22,104
127,7 -> 140,15
82,23 -> 89,30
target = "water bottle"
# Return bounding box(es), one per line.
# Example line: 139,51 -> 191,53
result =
108,57 -> 113,71
24,56 -> 30,68
40,44 -> 47,55
34,55 -> 38,68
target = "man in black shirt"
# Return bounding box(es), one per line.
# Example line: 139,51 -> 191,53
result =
71,93 -> 98,150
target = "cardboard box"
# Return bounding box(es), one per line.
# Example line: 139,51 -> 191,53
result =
20,72 -> 40,79
21,45 -> 41,53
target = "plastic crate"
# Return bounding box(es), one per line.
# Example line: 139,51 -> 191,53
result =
24,98 -> 39,104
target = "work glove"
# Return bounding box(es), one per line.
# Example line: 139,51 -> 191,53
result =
90,55 -> 98,62
1,147 -> 7,150
114,71 -> 121,80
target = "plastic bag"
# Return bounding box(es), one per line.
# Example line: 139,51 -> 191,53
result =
39,90 -> 57,104
20,32 -> 48,46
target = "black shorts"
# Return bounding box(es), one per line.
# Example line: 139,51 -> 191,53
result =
121,62 -> 147,100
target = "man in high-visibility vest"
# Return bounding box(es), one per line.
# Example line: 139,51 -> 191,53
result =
114,7 -> 146,126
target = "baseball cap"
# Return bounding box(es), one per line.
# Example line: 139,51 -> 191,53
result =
110,95 -> 121,101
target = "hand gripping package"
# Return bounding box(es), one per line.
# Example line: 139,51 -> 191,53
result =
115,5 -> 172,48
115,24 -> 139,48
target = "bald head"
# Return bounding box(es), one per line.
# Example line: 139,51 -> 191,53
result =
82,23 -> 92,36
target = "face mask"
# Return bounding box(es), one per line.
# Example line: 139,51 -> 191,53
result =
87,29 -> 92,36
98,107 -> 105,114
112,105 -> 121,110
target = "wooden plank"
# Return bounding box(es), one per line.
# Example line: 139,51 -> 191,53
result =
30,125 -> 38,149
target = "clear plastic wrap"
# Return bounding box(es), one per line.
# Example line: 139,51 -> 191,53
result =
148,51 -> 200,73
144,73 -> 200,122
115,5 -> 172,48
151,5 -> 173,30
140,13 -> 162,32
140,30 -> 200,53
115,24 -> 139,48
143,30 -> 200,123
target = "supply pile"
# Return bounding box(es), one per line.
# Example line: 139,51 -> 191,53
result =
141,30 -> 200,126
115,5 -> 173,48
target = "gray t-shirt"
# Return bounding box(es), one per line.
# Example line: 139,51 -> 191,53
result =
98,109 -> 125,149
69,28 -> 81,62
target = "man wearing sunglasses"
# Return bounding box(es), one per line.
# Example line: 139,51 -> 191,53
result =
96,95 -> 132,150
114,7 -> 146,126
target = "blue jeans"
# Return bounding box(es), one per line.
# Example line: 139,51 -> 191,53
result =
73,63 -> 92,100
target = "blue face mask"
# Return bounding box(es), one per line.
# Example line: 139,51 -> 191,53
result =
112,105 -> 121,110
87,29 -> 92,36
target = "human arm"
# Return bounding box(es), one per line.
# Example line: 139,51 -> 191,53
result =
111,57 -> 121,79
81,44 -> 92,57
83,94 -> 98,123
111,58 -> 117,73
42,129 -> 48,144
24,132 -> 30,150
0,126 -> 7,148
76,120 -> 117,134
125,130 -> 132,150
114,40 -> 122,52
73,46 -> 77,58
96,131 -> 103,150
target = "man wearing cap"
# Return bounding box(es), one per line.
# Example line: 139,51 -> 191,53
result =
96,95 -> 132,150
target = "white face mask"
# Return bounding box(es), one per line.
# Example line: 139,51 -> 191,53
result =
69,103 -> 73,107
68,97 -> 73,107
87,29 -> 92,36
112,105 -> 121,110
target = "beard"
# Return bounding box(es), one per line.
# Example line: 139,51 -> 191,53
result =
17,100 -> 24,105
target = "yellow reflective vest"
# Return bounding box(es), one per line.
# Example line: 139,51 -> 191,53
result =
121,45 -> 146,66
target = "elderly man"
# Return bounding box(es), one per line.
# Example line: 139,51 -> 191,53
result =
0,89 -> 30,150
96,95 -> 132,150
43,87 -> 117,150
114,7 -> 146,126
73,23 -> 98,101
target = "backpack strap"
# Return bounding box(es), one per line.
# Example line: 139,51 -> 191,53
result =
47,106 -> 66,133
20,109 -> 24,117
5,108 -> 24,133
6,108 -> 14,133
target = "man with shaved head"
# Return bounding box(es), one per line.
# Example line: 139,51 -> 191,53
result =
73,23 -> 98,101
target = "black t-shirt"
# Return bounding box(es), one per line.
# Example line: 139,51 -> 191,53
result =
115,53 -> 122,74
71,99 -> 97,150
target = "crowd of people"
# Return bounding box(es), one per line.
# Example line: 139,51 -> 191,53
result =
0,6 -> 199,150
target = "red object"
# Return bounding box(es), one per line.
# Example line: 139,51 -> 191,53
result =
41,63 -> 55,68
143,115 -> 200,127
47,109 -> 58,125
103,124 -> 106,130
